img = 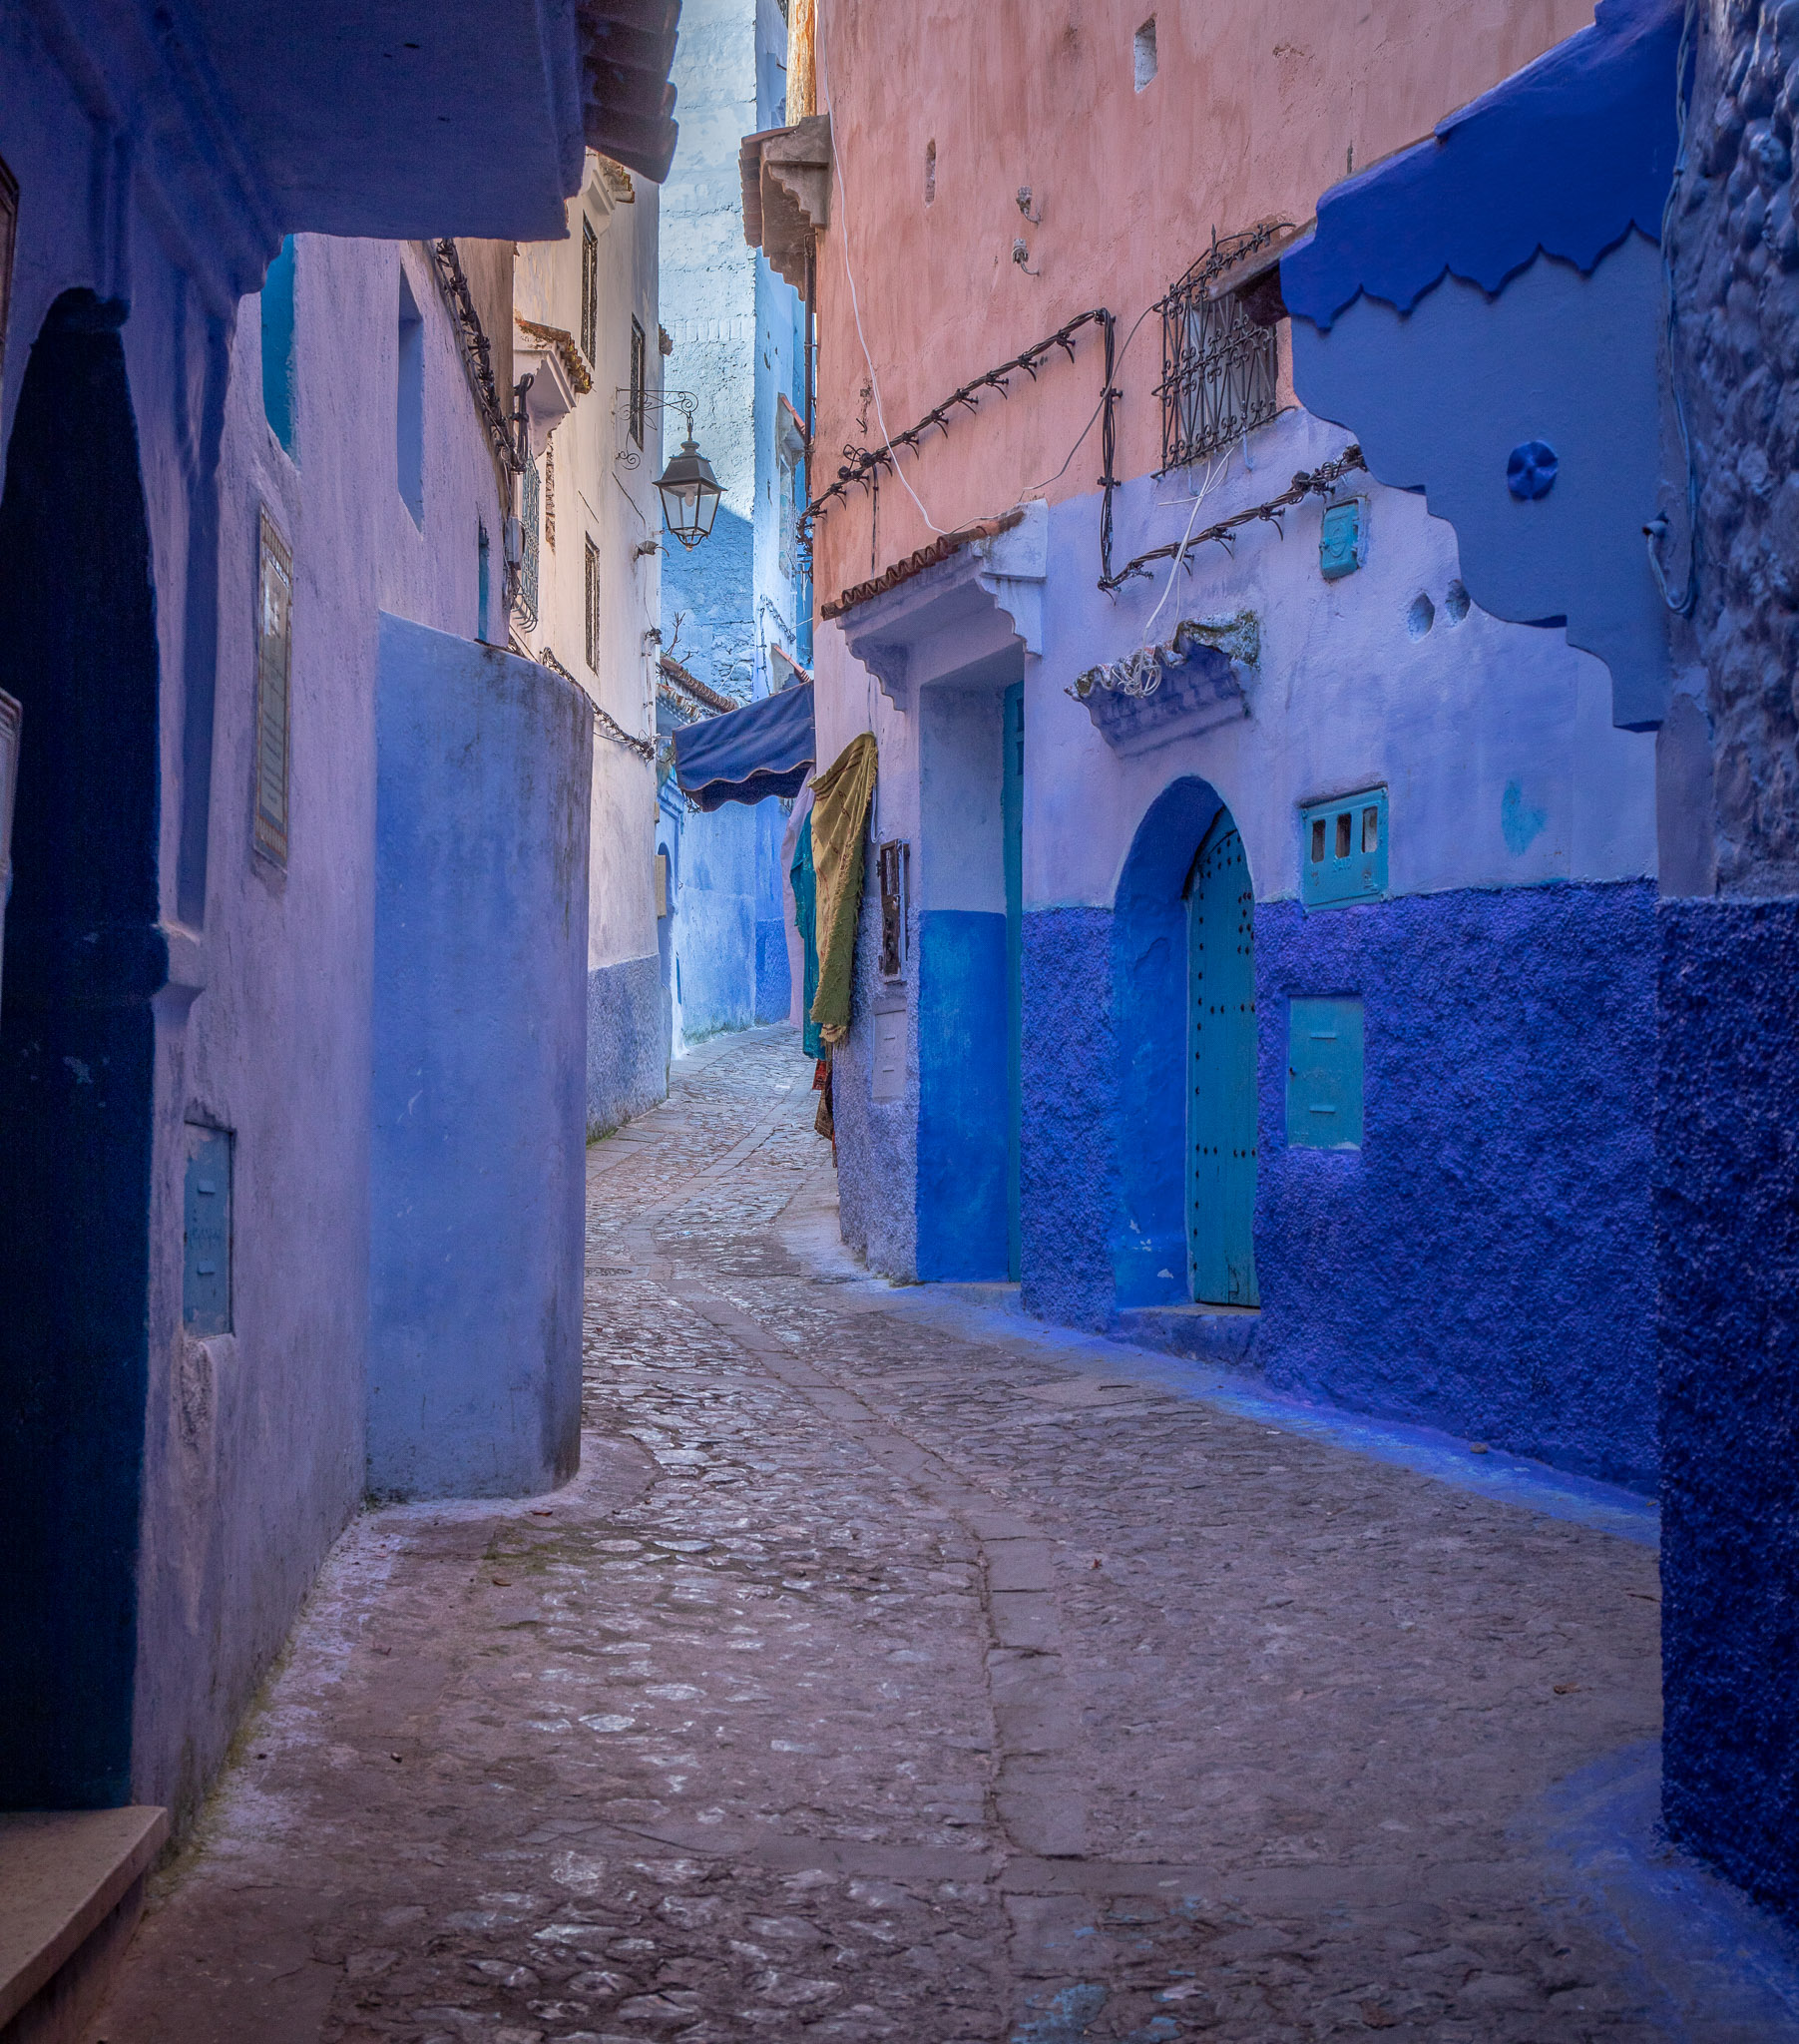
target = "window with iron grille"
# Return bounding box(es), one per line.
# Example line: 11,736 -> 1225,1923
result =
254,512 -> 292,866
585,536 -> 601,671
580,218 -> 599,365
1157,227 -> 1283,472
630,316 -> 647,450
518,447 -> 541,631
544,441 -> 556,551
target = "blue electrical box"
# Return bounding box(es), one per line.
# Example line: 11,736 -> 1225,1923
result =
183,1123 -> 232,1334
1286,998 -> 1364,1149
1319,497 -> 1365,580
1301,785 -> 1388,907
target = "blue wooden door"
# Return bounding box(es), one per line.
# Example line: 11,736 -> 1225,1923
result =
1187,815 -> 1258,1305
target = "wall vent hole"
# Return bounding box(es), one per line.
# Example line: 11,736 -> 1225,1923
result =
1133,16 -> 1157,90
1406,591 -> 1436,639
1444,578 -> 1472,624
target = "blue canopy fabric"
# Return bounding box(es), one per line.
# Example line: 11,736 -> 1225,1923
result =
672,681 -> 815,810
1280,0 -> 1681,331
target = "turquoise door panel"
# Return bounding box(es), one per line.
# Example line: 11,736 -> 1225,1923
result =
1003,681 -> 1023,1283
1286,997 -> 1364,1148
1187,817 -> 1258,1306
1301,785 -> 1388,907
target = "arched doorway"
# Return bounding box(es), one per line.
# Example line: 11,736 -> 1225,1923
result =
1186,811 -> 1258,1304
0,290 -> 161,1806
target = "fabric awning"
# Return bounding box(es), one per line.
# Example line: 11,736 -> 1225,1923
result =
672,682 -> 815,810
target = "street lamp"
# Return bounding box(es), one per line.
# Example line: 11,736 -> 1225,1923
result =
656,433 -> 722,550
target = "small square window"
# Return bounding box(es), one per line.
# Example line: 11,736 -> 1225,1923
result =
585,537 -> 601,671
580,218 -> 599,364
630,316 -> 647,450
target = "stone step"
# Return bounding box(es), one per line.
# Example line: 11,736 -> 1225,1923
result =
1112,1300 -> 1261,1365
0,1806 -> 167,2043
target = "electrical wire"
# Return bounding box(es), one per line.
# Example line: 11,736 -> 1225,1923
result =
1139,450 -> 1228,642
815,8 -> 947,537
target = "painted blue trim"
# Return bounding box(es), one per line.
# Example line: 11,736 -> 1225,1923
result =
1281,0 -> 1682,329
1004,682 -> 1024,1283
917,909 -> 1009,1281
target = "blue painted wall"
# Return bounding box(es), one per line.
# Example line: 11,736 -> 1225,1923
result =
1658,899 -> 1799,1921
1016,879 -> 1657,1487
917,909 -> 1010,1281
1256,881 -> 1657,1489
1020,908 -> 1118,1330
368,616 -> 591,1500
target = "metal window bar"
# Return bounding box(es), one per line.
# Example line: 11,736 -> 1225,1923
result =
630,317 -> 647,449
581,219 -> 599,365
519,448 -> 541,630
585,537 -> 601,670
1157,227 -> 1282,473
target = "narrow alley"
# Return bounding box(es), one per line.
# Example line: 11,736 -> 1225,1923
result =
81,1033 -> 1783,2044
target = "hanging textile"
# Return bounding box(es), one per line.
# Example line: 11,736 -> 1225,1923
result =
789,812 -> 823,1059
808,731 -> 877,1047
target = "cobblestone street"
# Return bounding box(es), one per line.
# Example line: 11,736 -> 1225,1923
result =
83,1032 -> 1793,2044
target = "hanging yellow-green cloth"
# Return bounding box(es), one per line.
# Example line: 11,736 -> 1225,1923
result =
808,732 -> 877,1046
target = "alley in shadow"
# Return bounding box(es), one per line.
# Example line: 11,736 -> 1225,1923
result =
82,1032 -> 1792,2044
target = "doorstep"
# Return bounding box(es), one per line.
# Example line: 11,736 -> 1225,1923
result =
1111,1300 -> 1261,1365
0,1807 -> 167,2043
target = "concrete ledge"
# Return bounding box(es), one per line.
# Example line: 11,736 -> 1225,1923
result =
0,1806 -> 167,2037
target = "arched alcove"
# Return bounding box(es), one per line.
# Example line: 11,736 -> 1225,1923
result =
0,290 -> 162,1805
1111,773 -> 1243,1308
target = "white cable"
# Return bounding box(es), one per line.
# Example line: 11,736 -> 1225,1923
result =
1140,451 -> 1226,643
814,9 -> 946,536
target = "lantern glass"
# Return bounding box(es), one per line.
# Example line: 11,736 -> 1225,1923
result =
656,436 -> 722,550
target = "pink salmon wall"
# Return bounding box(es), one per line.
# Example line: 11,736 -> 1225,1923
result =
809,0 -> 1595,611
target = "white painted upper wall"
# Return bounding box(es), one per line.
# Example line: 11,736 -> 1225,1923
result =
515,157 -> 664,975
815,406 -> 1656,914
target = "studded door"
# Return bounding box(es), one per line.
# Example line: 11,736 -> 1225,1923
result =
1186,817 -> 1259,1305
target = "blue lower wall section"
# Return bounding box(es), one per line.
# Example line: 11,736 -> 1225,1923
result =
369,617 -> 589,1501
587,953 -> 666,1139
1256,881 -> 1656,1488
1021,907 -> 1118,1327
1016,880 -> 1657,1488
1658,899 -> 1799,1926
918,909 -> 1009,1281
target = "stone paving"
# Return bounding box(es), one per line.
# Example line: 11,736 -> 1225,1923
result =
86,1028 -> 1784,2043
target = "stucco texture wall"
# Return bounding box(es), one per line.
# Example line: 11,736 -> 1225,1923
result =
1658,897 -> 1799,1923
1017,883 -> 1658,1487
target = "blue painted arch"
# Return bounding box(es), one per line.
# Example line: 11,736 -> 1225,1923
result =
1113,774 -> 1232,1309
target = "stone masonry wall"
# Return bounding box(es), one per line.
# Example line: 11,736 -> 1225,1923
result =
1671,0 -> 1799,892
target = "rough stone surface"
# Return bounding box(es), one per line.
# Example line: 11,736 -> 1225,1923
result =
1670,0 -> 1799,891
588,956 -> 670,1141
84,1031 -> 1797,2043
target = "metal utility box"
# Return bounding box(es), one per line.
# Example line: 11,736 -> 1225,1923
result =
1301,785 -> 1388,908
1285,998 -> 1364,1149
